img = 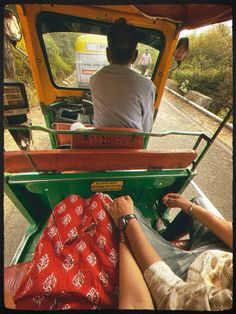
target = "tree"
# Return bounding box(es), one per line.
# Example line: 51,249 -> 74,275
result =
170,24 -> 232,117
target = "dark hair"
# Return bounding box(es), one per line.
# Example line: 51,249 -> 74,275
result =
4,8 -> 14,18
107,18 -> 138,64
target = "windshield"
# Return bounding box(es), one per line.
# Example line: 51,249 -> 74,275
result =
38,12 -> 164,89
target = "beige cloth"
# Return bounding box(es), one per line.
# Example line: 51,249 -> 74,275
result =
4,15 -> 21,79
4,16 -> 21,41
144,249 -> 232,311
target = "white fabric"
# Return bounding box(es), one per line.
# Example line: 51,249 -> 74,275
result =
70,122 -> 86,130
4,16 -> 21,41
144,249 -> 232,311
139,52 -> 152,65
90,64 -> 156,132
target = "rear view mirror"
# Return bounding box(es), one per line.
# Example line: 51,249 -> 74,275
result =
174,37 -> 189,64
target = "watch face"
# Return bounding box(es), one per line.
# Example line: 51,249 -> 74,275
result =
119,217 -> 126,230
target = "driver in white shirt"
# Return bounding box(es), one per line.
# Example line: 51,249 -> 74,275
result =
90,18 -> 156,132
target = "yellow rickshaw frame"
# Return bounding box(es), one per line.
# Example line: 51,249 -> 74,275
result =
16,4 -> 178,109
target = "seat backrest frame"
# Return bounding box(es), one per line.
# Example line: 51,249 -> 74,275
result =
4,148 -> 197,173
52,123 -> 145,149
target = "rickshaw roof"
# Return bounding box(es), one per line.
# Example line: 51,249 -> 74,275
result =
100,4 -> 232,30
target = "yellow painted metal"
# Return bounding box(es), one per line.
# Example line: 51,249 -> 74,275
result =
16,4 -> 179,108
75,34 -> 107,53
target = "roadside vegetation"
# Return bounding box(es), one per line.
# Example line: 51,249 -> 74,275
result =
169,24 -> 232,120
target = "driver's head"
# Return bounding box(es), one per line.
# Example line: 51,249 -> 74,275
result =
107,18 -> 138,65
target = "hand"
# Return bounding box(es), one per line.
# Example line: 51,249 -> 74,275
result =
102,196 -> 134,227
162,193 -> 192,213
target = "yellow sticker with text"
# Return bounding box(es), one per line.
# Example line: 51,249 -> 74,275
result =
91,181 -> 124,192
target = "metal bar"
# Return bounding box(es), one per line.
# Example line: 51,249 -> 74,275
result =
192,135 -> 205,150
5,125 -> 207,138
191,107 -> 232,171
190,180 -> 224,219
14,46 -> 28,57
210,108 -> 233,142
191,141 -> 211,171
169,64 -> 179,73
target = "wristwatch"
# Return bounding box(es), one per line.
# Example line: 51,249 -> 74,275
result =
118,214 -> 136,231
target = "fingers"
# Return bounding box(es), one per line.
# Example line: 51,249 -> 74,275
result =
102,199 -> 111,211
102,195 -> 133,213
163,197 -> 173,206
109,195 -> 132,203
163,193 -> 180,199
162,193 -> 180,202
169,193 -> 180,199
124,195 -> 131,201
162,193 -> 181,207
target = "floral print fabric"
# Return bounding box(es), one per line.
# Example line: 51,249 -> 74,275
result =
14,193 -> 119,310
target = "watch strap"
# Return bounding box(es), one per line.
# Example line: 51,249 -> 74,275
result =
118,213 -> 136,231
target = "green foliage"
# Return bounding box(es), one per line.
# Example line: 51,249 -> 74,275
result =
43,33 -> 77,84
14,38 -> 39,107
14,40 -> 31,84
179,79 -> 189,95
170,24 -> 232,115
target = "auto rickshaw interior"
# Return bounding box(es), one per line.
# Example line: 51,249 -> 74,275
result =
4,4 -> 232,265
36,11 -> 164,142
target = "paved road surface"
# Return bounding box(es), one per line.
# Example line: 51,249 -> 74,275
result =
148,96 -> 232,222
4,93 -> 232,266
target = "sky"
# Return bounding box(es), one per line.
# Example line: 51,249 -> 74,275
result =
180,20 -> 232,37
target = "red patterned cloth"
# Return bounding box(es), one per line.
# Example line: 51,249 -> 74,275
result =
13,193 -> 119,310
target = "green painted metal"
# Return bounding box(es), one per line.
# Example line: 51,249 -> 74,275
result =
10,223 -> 41,264
5,124 -> 208,138
41,104 -> 57,148
4,122 -> 207,264
4,181 -> 36,225
5,167 -> 196,263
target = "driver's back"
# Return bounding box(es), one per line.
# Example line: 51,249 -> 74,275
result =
90,63 -> 155,132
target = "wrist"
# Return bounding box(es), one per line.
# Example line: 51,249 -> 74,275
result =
182,201 -> 193,213
118,213 -> 136,231
124,216 -> 138,235
185,202 -> 195,215
119,231 -> 128,245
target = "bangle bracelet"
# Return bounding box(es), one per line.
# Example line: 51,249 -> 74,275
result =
187,202 -> 195,214
119,231 -> 128,244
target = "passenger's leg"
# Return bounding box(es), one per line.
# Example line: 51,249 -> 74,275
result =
134,207 -> 195,280
140,65 -> 147,75
159,199 -> 230,252
189,218 -> 230,252
159,210 -> 192,241
135,198 -> 230,279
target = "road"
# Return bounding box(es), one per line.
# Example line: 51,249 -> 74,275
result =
148,92 -> 232,222
4,91 -> 232,266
